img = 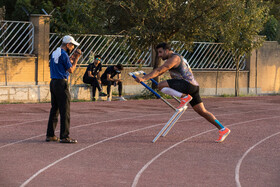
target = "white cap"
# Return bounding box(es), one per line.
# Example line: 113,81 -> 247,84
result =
62,35 -> 80,46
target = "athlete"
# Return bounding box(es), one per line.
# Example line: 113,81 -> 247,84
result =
135,42 -> 230,143
101,64 -> 126,101
83,55 -> 107,101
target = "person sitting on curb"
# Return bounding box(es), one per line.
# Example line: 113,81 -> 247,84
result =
101,64 -> 126,101
83,55 -> 107,101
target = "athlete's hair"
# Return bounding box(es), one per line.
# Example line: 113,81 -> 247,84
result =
95,54 -> 102,59
115,63 -> 123,71
156,42 -> 171,50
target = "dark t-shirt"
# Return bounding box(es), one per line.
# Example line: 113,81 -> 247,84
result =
101,66 -> 120,80
83,63 -> 102,79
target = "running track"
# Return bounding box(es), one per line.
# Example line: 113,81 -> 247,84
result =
0,96 -> 279,187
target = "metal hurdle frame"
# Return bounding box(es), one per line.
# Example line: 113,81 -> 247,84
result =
129,71 -> 190,143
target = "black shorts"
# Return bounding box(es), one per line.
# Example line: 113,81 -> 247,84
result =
167,79 -> 202,107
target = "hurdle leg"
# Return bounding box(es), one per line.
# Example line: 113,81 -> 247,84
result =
162,106 -> 187,137
152,110 -> 181,143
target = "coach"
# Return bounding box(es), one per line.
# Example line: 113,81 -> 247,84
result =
46,35 -> 81,143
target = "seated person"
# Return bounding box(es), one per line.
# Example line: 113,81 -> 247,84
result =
101,64 -> 126,101
83,55 -> 107,101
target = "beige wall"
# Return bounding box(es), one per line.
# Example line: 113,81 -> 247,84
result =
246,41 -> 280,94
0,56 -> 37,85
252,42 -> 280,93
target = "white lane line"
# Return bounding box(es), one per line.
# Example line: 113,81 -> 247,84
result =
0,108 -> 271,149
0,112 -> 166,149
235,131 -> 280,187
0,118 -> 49,128
20,115 -> 280,187
131,116 -> 280,187
19,114 -> 233,186
1,101 -> 278,129
0,108 -> 136,128
20,123 -> 162,187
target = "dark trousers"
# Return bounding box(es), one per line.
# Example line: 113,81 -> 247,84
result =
83,77 -> 102,98
101,79 -> 123,97
47,79 -> 71,139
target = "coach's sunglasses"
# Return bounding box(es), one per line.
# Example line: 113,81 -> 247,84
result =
96,58 -> 102,62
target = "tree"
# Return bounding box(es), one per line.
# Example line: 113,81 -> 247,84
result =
101,0 -> 232,85
50,0 -> 109,34
217,0 -> 269,96
0,0 -> 55,21
260,15 -> 280,41
106,0 -> 269,94
108,0 -> 230,47
266,0 -> 280,21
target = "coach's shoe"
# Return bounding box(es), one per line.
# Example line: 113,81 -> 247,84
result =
60,137 -> 78,143
177,95 -> 192,109
99,92 -> 107,97
46,136 -> 59,142
215,128 -> 231,143
119,96 -> 127,101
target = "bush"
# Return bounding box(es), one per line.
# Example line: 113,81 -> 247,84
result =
260,16 -> 280,42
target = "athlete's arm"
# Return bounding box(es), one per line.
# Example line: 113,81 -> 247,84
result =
88,70 -> 94,77
117,73 -> 122,82
135,56 -> 179,82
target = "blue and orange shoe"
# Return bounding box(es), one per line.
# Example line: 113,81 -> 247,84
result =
215,128 -> 231,143
177,95 -> 192,109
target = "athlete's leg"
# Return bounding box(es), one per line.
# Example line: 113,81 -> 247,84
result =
158,80 -> 191,109
158,80 -> 187,98
158,80 -> 169,90
117,81 -> 123,97
192,102 -> 230,142
192,103 -> 223,129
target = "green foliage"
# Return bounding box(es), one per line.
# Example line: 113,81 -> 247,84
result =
218,0 -> 269,57
11,0 -> 54,21
1,0 -> 104,34
1,0 -> 17,20
112,0 -> 230,48
260,15 -> 280,41
267,0 -> 280,21
217,0 -> 269,96
50,0 -> 105,34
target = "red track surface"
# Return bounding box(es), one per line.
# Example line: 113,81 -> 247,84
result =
0,96 -> 279,187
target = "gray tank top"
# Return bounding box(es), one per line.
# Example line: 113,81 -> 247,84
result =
169,53 -> 199,86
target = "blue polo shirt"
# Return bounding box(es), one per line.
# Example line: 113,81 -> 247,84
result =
50,48 -> 72,79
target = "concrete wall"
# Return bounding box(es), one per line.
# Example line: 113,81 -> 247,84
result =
0,56 -> 37,85
247,41 -> 280,94
0,66 -> 253,103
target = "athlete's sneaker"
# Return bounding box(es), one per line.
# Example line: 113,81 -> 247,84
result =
215,128 -> 231,143
177,95 -> 192,109
107,97 -> 111,101
119,96 -> 127,101
99,92 -> 107,97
